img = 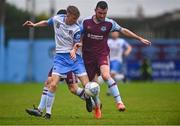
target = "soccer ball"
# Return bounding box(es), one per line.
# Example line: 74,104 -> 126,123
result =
85,82 -> 100,97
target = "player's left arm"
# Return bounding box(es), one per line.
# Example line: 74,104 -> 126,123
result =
120,28 -> 151,45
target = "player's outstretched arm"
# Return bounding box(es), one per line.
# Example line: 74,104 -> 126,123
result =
23,20 -> 48,27
121,28 -> 151,45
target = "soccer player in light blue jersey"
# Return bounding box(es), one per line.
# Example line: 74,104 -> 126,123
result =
106,31 -> 132,95
108,31 -> 132,82
23,6 -> 101,119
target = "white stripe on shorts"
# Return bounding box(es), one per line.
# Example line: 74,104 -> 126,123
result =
76,72 -> 87,77
52,72 -> 67,78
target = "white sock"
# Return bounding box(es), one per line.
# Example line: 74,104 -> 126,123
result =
38,87 -> 48,112
76,87 -> 90,100
106,78 -> 122,103
76,87 -> 85,100
91,97 -> 95,108
46,91 -> 55,114
92,95 -> 101,107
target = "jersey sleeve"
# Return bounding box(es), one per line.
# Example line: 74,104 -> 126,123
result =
106,18 -> 122,32
73,30 -> 81,43
47,17 -> 54,26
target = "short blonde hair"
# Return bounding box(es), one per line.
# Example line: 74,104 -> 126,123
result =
67,6 -> 80,18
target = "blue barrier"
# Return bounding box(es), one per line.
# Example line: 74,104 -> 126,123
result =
127,60 -> 180,81
6,40 -> 30,82
1,39 -> 180,83
0,25 -> 5,81
32,39 -> 54,82
5,39 -> 55,83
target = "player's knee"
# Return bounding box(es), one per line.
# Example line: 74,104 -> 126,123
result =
101,73 -> 111,81
49,82 -> 58,92
44,77 -> 52,87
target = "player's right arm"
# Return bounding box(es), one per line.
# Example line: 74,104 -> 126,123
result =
23,20 -> 48,27
120,28 -> 151,45
70,29 -> 81,60
109,18 -> 151,46
70,43 -> 82,59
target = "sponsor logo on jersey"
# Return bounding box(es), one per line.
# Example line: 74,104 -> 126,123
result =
87,33 -> 103,40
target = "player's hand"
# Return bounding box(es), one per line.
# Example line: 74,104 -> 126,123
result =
75,43 -> 82,48
140,38 -> 151,45
70,49 -> 76,60
22,21 -> 35,27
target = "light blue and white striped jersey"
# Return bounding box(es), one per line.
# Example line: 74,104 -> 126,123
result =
108,38 -> 129,62
48,14 -> 81,54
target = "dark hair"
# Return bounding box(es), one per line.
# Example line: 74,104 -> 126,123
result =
96,1 -> 108,9
56,9 -> 67,15
67,6 -> 80,18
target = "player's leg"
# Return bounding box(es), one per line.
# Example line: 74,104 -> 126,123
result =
25,80 -> 50,117
37,77 -> 52,111
44,74 -> 60,119
100,64 -> 125,111
107,60 -> 121,95
71,55 -> 94,113
72,55 -> 97,113
78,75 -> 95,112
65,72 -> 87,100
99,56 -> 125,111
25,68 -> 53,117
81,55 -> 102,118
43,53 -> 70,119
78,74 -> 102,119
36,67 -> 53,113
78,75 -> 101,119
25,78 -> 51,117
66,72 -> 87,100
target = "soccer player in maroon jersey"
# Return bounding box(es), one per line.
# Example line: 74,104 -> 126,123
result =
81,1 -> 151,112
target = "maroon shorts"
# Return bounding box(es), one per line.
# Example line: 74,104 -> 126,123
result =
83,54 -> 109,81
47,67 -> 78,85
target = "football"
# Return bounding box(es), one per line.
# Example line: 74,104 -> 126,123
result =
85,82 -> 100,97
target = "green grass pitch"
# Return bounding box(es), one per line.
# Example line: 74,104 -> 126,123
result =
0,81 -> 180,125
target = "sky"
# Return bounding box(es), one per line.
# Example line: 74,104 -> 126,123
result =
6,0 -> 180,19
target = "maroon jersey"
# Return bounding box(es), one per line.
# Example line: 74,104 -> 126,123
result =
81,16 -> 122,80
81,16 -> 122,56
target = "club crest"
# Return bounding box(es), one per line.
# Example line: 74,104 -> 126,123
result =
101,26 -> 107,31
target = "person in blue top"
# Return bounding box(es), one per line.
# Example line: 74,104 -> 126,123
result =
23,6 -> 101,119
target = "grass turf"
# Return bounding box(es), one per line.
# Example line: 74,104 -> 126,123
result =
0,81 -> 180,125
